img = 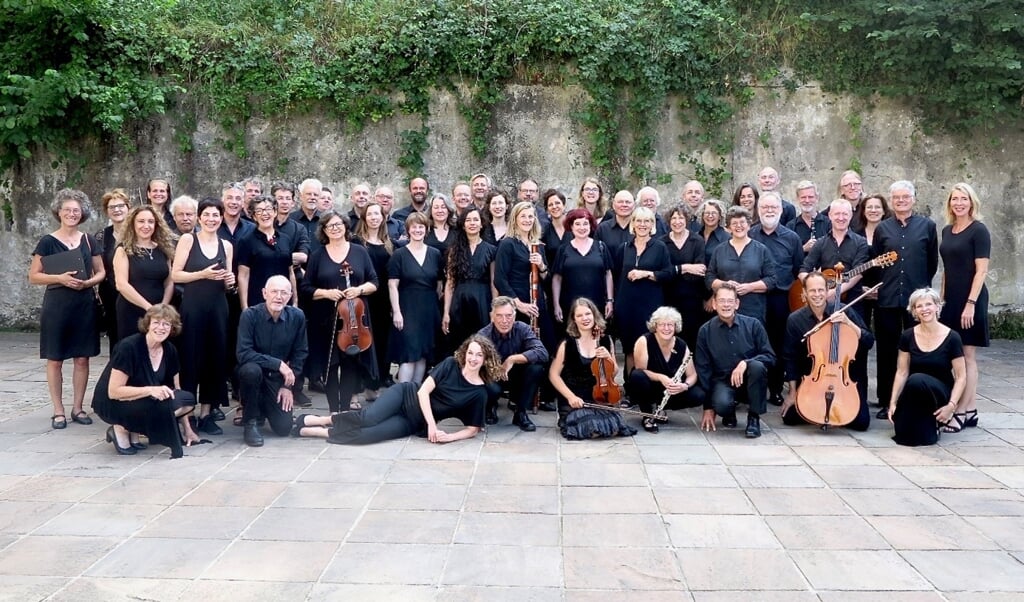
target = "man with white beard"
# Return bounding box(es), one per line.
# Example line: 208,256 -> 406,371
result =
750,192 -> 803,406
757,166 -> 797,226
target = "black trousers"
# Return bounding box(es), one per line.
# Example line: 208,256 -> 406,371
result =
237,362 -> 294,436
708,359 -> 768,417
328,382 -> 419,445
626,369 -> 706,414
486,362 -> 545,413
875,307 -> 914,406
764,290 -> 790,397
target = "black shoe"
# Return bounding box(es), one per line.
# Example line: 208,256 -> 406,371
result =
538,401 -> 557,412
130,436 -> 148,450
71,411 -> 93,425
722,412 -> 737,428
485,405 -> 498,425
198,415 -> 223,436
876,407 -> 890,420
745,413 -> 761,438
557,416 -> 566,429
106,426 -> 137,455
768,393 -> 784,407
309,379 -> 326,394
294,391 -> 313,409
382,377 -> 396,388
512,411 -> 536,432
643,418 -> 660,434
211,407 -> 226,421
243,420 -> 264,447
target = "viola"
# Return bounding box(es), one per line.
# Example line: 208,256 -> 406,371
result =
590,327 -> 621,405
794,267 -> 860,429
336,261 -> 373,355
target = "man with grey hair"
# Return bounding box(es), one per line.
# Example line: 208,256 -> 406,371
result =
871,180 -> 938,418
786,180 -> 831,252
242,177 -> 263,203
291,178 -> 323,251
757,166 -> 796,225
169,195 -> 198,237
636,186 -> 668,235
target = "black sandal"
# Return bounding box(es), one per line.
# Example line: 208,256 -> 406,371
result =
51,414 -> 67,430
963,409 -> 979,428
642,417 -> 659,434
942,413 -> 966,433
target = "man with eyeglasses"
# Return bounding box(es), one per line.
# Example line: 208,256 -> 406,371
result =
870,180 -> 938,418
375,186 -> 407,242
696,283 -> 775,438
757,166 -> 797,226
517,178 -> 549,228
236,275 -> 308,447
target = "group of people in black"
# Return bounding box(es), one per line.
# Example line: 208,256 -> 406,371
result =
29,168 -> 990,455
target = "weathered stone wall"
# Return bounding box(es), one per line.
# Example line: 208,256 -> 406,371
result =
3,82 -> 1021,328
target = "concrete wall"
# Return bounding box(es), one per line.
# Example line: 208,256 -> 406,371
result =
3,82 -> 1021,327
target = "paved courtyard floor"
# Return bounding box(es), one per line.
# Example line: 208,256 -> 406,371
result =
1,332 -> 1024,601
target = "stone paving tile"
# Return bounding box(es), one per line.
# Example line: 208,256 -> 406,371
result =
35,502 -> 165,537
308,583 -> 435,601
559,441 -> 642,463
665,514 -> 781,548
646,464 -> 737,488
926,488 -> 1024,516
790,550 -> 930,590
0,576 -> 69,602
478,441 -> 559,463
638,444 -> 722,464
560,462 -> 648,486
0,474 -> 27,494
137,505 -> 263,539
318,438 -> 405,460
0,500 -> 71,534
902,550 -> 1024,591
746,487 -> 853,515
205,539 -> 337,582
271,481 -> 377,509
441,585 -> 563,601
813,465 -> 916,489
791,445 -> 887,466
49,577 -> 189,602
454,512 -> 561,546
563,513 -> 670,547
987,429 -> 1024,447
0,535 -> 119,576
816,593 -> 945,602
387,459 -> 476,484
210,456 -> 313,482
564,547 -> 685,590
896,465 -> 1006,489
348,509 -> 459,544
321,542 -> 447,585
398,437 -> 485,460
0,451 -> 68,475
297,458 -> 393,482
981,466 -> 1024,488
242,507 -> 359,541
444,544 -> 562,587
180,479 -> 287,506
652,488 -> 755,515
835,488 -> 951,516
369,483 -> 467,511
713,444 -> 802,465
730,465 -> 825,488
0,475 -> 113,502
766,515 -> 889,549
85,478 -> 199,505
945,445 -> 1024,466
568,590 -> 694,601
964,516 -> 1024,551
866,515 -> 998,550
874,445 -> 967,466
181,580 -> 313,601
676,548 -> 806,590
561,486 -> 657,514
463,485 -> 559,514
474,461 -> 557,486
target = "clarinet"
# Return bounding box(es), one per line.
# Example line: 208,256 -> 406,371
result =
655,347 -> 691,417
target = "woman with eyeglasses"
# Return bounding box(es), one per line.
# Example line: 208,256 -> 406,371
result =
29,189 -> 106,430
96,189 -> 131,349
236,196 -> 298,311
576,178 -> 607,222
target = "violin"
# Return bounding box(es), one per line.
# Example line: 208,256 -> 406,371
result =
335,261 -> 373,356
794,266 -> 860,429
590,327 -> 621,405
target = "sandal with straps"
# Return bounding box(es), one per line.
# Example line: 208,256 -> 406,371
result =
962,409 -> 979,428
941,412 -> 966,433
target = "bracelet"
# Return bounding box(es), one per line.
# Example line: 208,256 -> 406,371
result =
607,298 -> 614,303
966,299 -> 976,305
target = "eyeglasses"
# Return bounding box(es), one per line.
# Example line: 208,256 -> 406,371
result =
325,222 -> 345,230
108,204 -> 128,211
61,208 -> 82,215
253,207 -> 275,215
582,187 -> 600,193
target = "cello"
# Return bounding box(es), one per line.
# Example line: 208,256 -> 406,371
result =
335,261 -> 373,356
794,266 -> 861,429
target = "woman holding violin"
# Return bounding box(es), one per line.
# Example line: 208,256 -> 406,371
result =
300,211 -> 379,413
548,298 -> 635,439
780,271 -> 873,432
627,306 -> 704,433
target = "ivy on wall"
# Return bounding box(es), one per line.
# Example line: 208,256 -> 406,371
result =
2,0 -> 1022,194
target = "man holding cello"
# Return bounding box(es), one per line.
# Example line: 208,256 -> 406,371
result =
781,271 -> 874,431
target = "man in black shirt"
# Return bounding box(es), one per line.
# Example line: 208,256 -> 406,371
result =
478,296 -> 550,432
236,276 -> 308,446
798,199 -> 870,309
696,283 -> 775,438
392,177 -> 430,224
870,180 -> 938,418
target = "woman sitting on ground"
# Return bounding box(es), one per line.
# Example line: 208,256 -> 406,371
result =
293,335 -> 502,445
91,304 -> 201,458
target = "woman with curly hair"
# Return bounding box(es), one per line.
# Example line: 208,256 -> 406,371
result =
293,335 -> 503,445
112,205 -> 175,345
443,206 -> 496,350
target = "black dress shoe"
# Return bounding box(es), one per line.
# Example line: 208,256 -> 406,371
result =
512,411 -> 536,432
198,415 -> 223,436
876,407 -> 890,420
293,391 -> 313,409
211,407 -> 226,421
745,413 -> 761,438
106,426 -> 137,455
485,405 -> 498,425
243,420 -> 264,447
538,401 -> 556,412
722,411 -> 738,428
309,379 -> 326,394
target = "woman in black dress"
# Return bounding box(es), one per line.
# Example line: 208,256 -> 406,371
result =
28,189 -> 105,429
237,196 -> 297,311
95,188 -> 131,349
482,189 -> 510,245
851,194 -> 893,330
300,212 -> 379,413
614,207 -> 674,374
353,202 -> 395,394
112,206 -> 175,345
698,199 -> 729,265
551,208 -> 613,323
92,304 -> 200,457
661,205 -> 707,350
887,288 -> 966,446
939,183 -> 990,431
388,213 -> 443,385
443,207 -> 496,351
540,189 -> 569,266
495,201 -> 555,348
293,335 -> 502,445
706,206 -> 776,323
548,298 -> 633,435
171,198 -> 236,436
425,193 -> 454,256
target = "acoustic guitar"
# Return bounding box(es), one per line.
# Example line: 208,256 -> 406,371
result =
788,251 -> 898,311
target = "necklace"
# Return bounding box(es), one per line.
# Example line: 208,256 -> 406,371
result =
140,246 -> 154,260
